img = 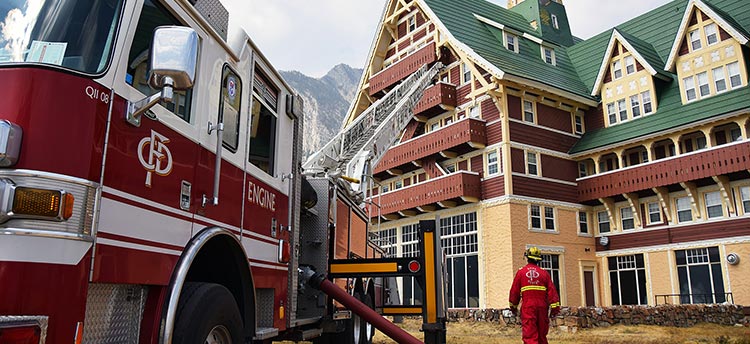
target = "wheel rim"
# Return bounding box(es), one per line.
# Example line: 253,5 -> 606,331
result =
205,325 -> 232,344
365,321 -> 373,340
353,313 -> 362,343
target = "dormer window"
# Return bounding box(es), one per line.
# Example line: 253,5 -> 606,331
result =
612,60 -> 623,79
705,23 -> 718,45
542,46 -> 556,65
689,29 -> 702,51
624,56 -> 635,75
505,32 -> 519,53
408,15 -> 417,32
551,14 -> 559,29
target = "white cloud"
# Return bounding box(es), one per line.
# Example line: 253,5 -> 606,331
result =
227,0 -> 674,77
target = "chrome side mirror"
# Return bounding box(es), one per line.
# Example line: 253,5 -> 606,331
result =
126,26 -> 199,126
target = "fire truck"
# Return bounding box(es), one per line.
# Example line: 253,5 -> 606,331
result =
0,0 -> 446,343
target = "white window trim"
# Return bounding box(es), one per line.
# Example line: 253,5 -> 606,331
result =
624,56 -> 636,75
689,28 -> 702,52
486,149 -> 500,176
647,202 -> 663,225
541,46 -> 556,65
597,211 -> 611,234
504,31 -> 519,53
525,151 -> 540,176
461,62 -> 471,85
620,207 -> 635,230
612,60 -> 623,80
530,204 -> 542,230
574,114 -> 584,134
578,211 -> 590,235
704,191 -> 724,219
523,99 -> 536,123
739,186 -> 750,215
676,196 -> 693,223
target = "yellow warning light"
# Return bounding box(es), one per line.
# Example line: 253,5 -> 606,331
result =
12,187 -> 74,220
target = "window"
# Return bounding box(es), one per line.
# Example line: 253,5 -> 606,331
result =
461,62 -> 471,84
578,162 -> 588,178
630,95 -> 641,118
621,207 -> 635,230
741,187 -> 750,214
395,180 -> 403,190
579,211 -> 589,234
523,100 -> 535,123
648,202 -> 662,224
697,72 -> 710,97
641,91 -> 653,114
612,60 -> 623,80
676,197 -> 693,223
408,15 -> 417,32
487,150 -> 499,175
250,82 -> 278,175
704,191 -> 723,218
617,99 -> 627,122
625,56 -> 636,75
382,185 -> 390,193
675,247 -> 726,304
607,103 -> 617,125
705,24 -> 718,45
544,207 -> 555,230
526,152 -> 538,175
540,254 -> 561,294
684,76 -> 697,101
469,105 -> 480,118
574,114 -> 584,134
598,211 -> 610,233
400,223 -> 422,305
551,14 -> 559,29
530,205 -> 541,229
440,213 -> 480,308
689,29 -> 702,51
542,47 -> 555,65
444,163 -> 456,173
609,254 -> 648,305
376,228 -> 397,257
727,62 -> 742,88
430,121 -> 440,131
220,66 -> 242,152
731,128 -> 742,141
127,0 -> 192,122
712,67 -> 727,93
505,32 -> 518,53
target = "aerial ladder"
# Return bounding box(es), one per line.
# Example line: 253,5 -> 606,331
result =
299,62 -> 448,344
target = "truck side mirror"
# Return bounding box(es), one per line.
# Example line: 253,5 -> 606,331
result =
126,26 -> 199,126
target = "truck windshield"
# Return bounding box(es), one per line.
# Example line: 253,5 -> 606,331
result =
0,0 -> 123,75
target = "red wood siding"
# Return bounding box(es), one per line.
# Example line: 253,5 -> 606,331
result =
471,155 -> 483,177
678,37 -> 689,56
512,175 -> 578,203
375,172 -> 481,216
537,103 -> 572,133
603,66 -> 612,83
719,26 -> 731,41
508,95 -> 522,120
458,160 -> 468,171
369,42 -> 437,95
417,12 -> 425,26
401,120 -> 421,142
423,156 -> 444,179
398,40 -> 410,51
509,121 -> 579,153
449,66 -> 460,86
596,217 -> 750,252
481,98 -> 500,122
636,60 -> 644,72
486,121 -> 503,145
398,22 -> 406,38
585,104 -> 605,131
456,84 -> 471,105
482,176 -> 505,199
541,155 -> 577,182
386,48 -> 396,59
689,13 -> 699,26
579,141 -> 750,201
413,28 -> 427,41
511,148 -> 525,173
700,10 -> 708,21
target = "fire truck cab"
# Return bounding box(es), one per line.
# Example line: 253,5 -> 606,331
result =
0,0 -> 308,342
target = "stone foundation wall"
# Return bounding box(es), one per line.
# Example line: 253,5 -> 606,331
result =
446,305 -> 750,328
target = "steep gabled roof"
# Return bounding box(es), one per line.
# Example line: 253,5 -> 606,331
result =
664,0 -> 750,71
421,0 -> 594,102
590,29 -> 672,96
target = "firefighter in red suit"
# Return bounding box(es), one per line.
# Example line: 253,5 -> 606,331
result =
509,247 -> 560,344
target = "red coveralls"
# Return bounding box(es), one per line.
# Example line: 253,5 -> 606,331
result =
509,263 -> 560,344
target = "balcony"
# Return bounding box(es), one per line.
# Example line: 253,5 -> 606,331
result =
578,141 -> 750,202
374,118 -> 487,177
369,42 -> 437,96
414,82 -> 456,118
371,172 -> 481,220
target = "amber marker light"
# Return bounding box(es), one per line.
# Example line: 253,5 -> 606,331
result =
12,187 -> 74,220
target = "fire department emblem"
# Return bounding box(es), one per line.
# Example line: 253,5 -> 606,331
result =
138,130 -> 173,187
526,269 -> 540,284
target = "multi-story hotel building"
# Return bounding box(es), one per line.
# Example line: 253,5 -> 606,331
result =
343,0 -> 750,309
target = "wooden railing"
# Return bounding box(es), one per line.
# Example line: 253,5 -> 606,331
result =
374,172 -> 481,217
374,118 -> 486,174
413,82 -> 456,118
369,42 -> 437,95
578,141 -> 750,201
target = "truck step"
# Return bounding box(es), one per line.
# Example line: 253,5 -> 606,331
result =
253,327 -> 279,340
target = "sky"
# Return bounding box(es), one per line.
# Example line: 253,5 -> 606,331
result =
228,0 -> 674,78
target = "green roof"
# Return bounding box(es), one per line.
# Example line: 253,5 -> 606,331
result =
419,0 -> 750,154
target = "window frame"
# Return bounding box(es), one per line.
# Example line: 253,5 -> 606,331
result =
578,211 -> 589,235
696,72 -> 710,97
542,46 -> 555,65
219,64 -> 243,153
609,254 -> 648,305
676,196 -> 693,223
544,206 -> 556,231
641,91 -> 653,114
624,56 -> 636,75
689,29 -> 702,51
704,23 -> 719,46
461,62 -> 471,85
574,114 -> 584,134
612,60 -> 623,80
526,151 -> 539,176
504,31 -> 519,53
607,102 -> 617,125
683,76 -> 697,102
712,66 -> 727,93
598,211 -> 610,234
704,191 -> 724,219
486,150 -> 499,176
620,207 -> 635,230
530,205 -> 542,230
617,99 -> 627,122
523,100 -> 535,123
551,14 -> 559,29
630,95 -> 641,118
408,15 -> 417,33
727,62 -> 742,88
740,186 -> 750,215
647,202 -> 663,225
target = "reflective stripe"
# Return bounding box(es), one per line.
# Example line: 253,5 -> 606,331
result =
550,302 -> 560,308
520,285 -> 547,292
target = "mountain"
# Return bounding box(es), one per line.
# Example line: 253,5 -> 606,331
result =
280,64 -> 363,158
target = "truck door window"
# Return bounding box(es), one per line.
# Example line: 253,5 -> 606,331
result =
220,65 -> 242,152
249,72 -> 278,175
126,0 -> 193,122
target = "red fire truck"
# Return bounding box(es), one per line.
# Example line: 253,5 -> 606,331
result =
0,0 -> 445,343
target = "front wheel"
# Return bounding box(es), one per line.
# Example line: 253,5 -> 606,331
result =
173,282 -> 244,344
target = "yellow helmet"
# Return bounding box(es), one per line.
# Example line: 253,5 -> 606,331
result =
525,247 -> 543,261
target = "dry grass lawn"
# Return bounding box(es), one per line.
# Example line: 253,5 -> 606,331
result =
371,318 -> 750,344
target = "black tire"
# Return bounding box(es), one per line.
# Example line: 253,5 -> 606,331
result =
173,282 -> 244,344
360,293 -> 375,344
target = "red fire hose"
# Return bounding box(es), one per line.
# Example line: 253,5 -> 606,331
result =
301,267 -> 423,344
